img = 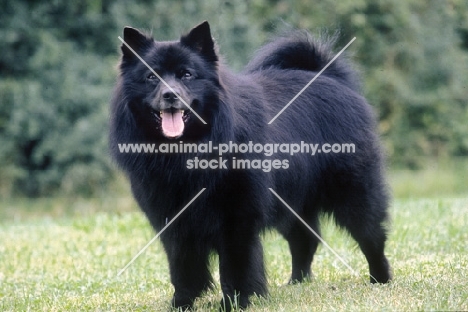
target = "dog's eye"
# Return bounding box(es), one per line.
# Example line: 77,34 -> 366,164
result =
180,70 -> 193,80
147,73 -> 157,80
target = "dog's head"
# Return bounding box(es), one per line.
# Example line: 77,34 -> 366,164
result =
118,21 -> 221,140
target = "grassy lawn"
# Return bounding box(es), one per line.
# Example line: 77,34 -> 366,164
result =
1,175 -> 468,310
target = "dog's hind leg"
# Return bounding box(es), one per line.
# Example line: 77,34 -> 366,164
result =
333,188 -> 392,284
282,215 -> 320,284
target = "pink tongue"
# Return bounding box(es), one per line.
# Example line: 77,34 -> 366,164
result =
161,110 -> 184,138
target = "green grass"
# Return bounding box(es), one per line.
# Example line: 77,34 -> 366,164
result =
1,196 -> 467,311
389,158 -> 468,198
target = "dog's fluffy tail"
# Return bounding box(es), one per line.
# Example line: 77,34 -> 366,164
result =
245,31 -> 360,92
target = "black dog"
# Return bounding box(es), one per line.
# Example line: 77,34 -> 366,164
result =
110,21 -> 392,310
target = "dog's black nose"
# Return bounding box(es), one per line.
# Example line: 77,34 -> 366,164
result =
162,90 -> 179,104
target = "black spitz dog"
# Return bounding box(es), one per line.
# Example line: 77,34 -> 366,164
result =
110,21 -> 391,310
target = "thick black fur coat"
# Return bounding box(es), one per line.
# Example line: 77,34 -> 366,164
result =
110,21 -> 391,311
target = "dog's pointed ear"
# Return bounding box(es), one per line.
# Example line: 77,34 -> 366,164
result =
121,27 -> 153,58
180,21 -> 217,62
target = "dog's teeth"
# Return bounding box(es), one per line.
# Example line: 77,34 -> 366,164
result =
159,111 -> 163,116
180,110 -> 184,114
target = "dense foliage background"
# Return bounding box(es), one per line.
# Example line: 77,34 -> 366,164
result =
1,0 -> 467,197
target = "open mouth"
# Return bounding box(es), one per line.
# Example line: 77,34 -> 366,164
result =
152,108 -> 190,138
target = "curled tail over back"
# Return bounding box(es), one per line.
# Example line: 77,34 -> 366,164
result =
245,31 -> 360,92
